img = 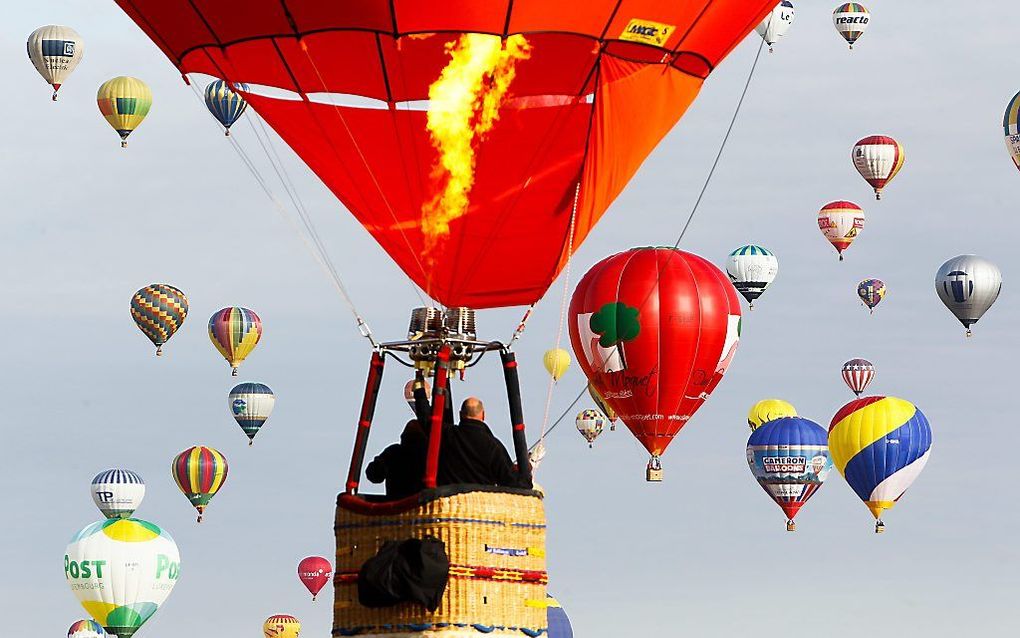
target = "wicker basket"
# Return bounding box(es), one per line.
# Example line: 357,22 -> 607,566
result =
333,487 -> 547,637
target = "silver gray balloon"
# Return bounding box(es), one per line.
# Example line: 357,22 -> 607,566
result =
934,255 -> 1002,336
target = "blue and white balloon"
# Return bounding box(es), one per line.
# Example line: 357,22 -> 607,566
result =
228,382 -> 276,445
90,469 -> 145,519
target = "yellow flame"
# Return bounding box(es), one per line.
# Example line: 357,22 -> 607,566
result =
422,34 -> 531,252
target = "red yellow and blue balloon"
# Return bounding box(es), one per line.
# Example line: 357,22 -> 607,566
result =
828,396 -> 932,533
172,445 -> 228,522
857,278 -> 885,313
209,306 -> 263,375
130,284 -> 188,356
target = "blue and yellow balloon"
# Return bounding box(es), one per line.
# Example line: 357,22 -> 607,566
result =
205,80 -> 249,136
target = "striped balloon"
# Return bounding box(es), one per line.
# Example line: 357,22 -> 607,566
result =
1004,91 -> 1020,172
209,307 -> 263,375
171,446 -> 228,523
852,135 -> 904,199
817,201 -> 865,260
68,619 -> 105,638
828,396 -> 932,533
228,382 -> 276,445
726,244 -> 779,308
263,614 -> 301,638
841,358 -> 875,396
832,2 -> 870,49
857,278 -> 886,313
90,469 -> 145,519
130,284 -> 188,356
96,76 -> 152,147
204,80 -> 249,135
746,417 -> 832,531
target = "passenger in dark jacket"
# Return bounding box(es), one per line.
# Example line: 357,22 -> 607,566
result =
366,420 -> 427,498
437,398 -> 531,489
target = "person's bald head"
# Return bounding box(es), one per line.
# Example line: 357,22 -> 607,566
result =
461,397 -> 485,421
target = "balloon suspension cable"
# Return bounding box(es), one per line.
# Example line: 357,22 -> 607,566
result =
508,305 -> 535,347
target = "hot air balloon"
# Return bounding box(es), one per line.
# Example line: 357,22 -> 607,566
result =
726,245 -> 778,309
65,518 -> 180,637
756,1 -> 795,52
130,284 -> 188,356
1004,91 -> 1020,173
228,382 -> 275,445
171,446 -> 228,522
746,417 -> 832,531
264,615 -> 301,638
570,247 -> 741,480
588,382 -> 618,430
935,255 -> 1002,337
113,0 -> 786,311
68,619 -> 106,638
829,396 -> 932,533
204,80 -> 249,135
27,25 -> 84,100
747,399 -> 797,431
543,348 -> 571,382
90,469 -> 145,520
209,307 -> 262,375
857,278 -> 886,314
96,77 -> 152,148
832,3 -> 870,49
841,358 -> 875,396
547,595 -> 573,638
297,556 -> 332,601
818,201 -> 865,260
575,409 -> 606,448
852,135 -> 904,199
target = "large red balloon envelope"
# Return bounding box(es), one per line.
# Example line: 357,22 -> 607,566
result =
297,556 -> 333,601
569,248 -> 742,480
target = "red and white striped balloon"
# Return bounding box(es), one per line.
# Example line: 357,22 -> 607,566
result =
841,358 -> 875,396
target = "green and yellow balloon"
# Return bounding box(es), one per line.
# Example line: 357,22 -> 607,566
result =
97,76 -> 151,147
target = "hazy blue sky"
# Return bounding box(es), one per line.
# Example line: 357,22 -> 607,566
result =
3,2 -> 1017,636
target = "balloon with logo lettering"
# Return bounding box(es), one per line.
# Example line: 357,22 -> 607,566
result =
746,417 -> 832,531
832,3 -> 870,49
575,409 -> 606,448
263,614 -> 301,638
27,25 -> 84,100
1004,91 -> 1020,173
852,135 -> 904,200
726,244 -> 778,309
570,247 -> 741,480
97,76 -> 152,148
91,469 -> 145,520
841,358 -> 875,396
204,80 -> 249,135
297,556 -> 333,601
828,396 -> 932,533
228,382 -> 275,445
747,398 -> 797,432
171,445 -> 228,522
68,619 -> 105,638
857,278 -> 886,314
935,255 -> 1002,337
818,201 -> 865,261
756,1 -> 795,52
65,518 -> 180,637
587,382 -> 618,430
130,284 -> 188,356
208,306 -> 263,376
543,348 -> 571,381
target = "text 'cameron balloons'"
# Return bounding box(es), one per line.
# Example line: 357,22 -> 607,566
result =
172,446 -> 228,523
1004,91 -> 1020,172
818,201 -> 865,260
575,409 -> 606,448
27,25 -> 84,100
205,80 -> 249,135
543,348 -> 571,382
857,278 -> 886,314
68,619 -> 105,638
209,307 -> 262,376
747,399 -> 797,432
841,358 -> 875,396
935,255 -> 1002,337
65,518 -> 179,637
833,3 -> 870,49
97,76 -> 151,148
113,1 -> 782,309
756,1 -> 795,52
829,396 -> 932,533
570,247 -> 741,480
228,382 -> 275,445
588,383 -> 618,430
91,469 -> 145,520
297,556 -> 333,601
130,284 -> 188,356
853,135 -> 904,199
746,417 -> 832,531
726,245 -> 778,309
264,614 -> 301,638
